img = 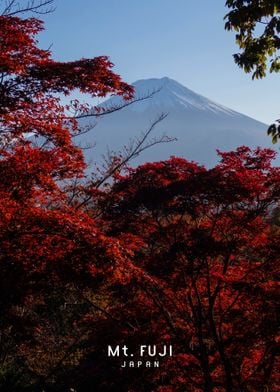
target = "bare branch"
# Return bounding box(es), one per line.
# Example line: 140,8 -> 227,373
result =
74,89 -> 161,120
74,113 -> 176,210
1,0 -> 55,16
94,113 -> 172,188
71,121 -> 98,138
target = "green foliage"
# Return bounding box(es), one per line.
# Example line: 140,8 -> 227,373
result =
267,119 -> 280,143
225,1 -> 280,143
225,0 -> 280,79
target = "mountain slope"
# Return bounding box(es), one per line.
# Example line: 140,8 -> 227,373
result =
77,77 -> 278,167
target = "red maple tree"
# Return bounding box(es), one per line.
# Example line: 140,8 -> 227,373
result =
0,7 -> 134,388
86,147 -> 279,392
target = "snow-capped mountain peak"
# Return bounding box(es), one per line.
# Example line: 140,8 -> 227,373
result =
102,77 -> 237,116
77,77 -> 277,167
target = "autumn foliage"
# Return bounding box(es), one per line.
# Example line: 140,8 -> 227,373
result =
0,9 -> 133,390
86,147 -> 278,392
0,7 -> 279,392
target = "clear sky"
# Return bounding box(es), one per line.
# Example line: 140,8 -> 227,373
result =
38,0 -> 279,124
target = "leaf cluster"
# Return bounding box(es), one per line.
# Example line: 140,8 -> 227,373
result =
225,0 -> 280,79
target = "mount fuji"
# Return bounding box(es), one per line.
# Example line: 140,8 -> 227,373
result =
77,77 -> 278,167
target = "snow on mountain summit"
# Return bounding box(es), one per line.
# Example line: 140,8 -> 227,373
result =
77,77 -> 277,167
103,77 -> 238,116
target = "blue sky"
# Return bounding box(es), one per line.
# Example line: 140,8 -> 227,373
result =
38,0 -> 279,124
